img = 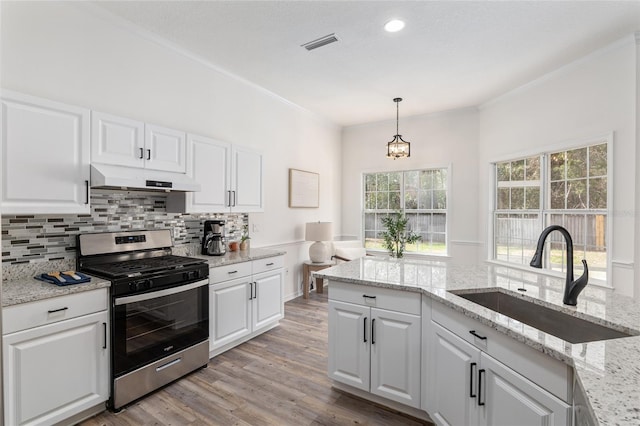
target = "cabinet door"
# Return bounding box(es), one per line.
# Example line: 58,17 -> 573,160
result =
370,308 -> 421,408
230,146 -> 263,212
1,91 -> 90,214
3,311 -> 109,426
209,279 -> 251,352
144,124 -> 186,173
185,134 -> 231,213
91,111 -> 145,168
252,269 -> 283,331
327,300 -> 370,392
429,322 -> 481,426
479,352 -> 571,426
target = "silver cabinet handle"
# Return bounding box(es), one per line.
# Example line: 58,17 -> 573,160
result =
156,357 -> 182,372
115,279 -> 208,305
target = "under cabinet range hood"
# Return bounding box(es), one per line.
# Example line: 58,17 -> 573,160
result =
90,164 -> 201,192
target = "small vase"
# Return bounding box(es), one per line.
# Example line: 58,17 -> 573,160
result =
239,241 -> 249,251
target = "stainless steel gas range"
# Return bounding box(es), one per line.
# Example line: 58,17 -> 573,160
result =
77,229 -> 209,410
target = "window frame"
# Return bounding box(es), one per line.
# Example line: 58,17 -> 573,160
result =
362,166 -> 451,257
488,133 -> 613,286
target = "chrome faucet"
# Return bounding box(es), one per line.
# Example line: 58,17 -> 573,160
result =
530,225 -> 589,306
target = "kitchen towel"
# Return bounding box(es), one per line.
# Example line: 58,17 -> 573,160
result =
35,271 -> 92,286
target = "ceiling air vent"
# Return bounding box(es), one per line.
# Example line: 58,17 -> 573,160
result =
301,33 -> 338,51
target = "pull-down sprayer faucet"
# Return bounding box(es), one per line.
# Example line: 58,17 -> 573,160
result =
530,225 -> 589,306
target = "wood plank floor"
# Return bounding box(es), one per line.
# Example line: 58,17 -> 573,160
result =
81,291 -> 432,426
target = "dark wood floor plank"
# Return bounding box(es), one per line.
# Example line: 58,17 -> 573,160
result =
81,291 -> 432,426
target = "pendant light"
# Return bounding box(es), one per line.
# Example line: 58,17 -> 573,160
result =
386,97 -> 411,159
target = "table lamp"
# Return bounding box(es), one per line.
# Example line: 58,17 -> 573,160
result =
305,222 -> 333,263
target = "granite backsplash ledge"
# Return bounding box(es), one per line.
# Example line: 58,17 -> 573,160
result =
2,189 -> 247,281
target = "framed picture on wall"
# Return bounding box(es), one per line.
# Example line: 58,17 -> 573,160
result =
289,168 -> 319,208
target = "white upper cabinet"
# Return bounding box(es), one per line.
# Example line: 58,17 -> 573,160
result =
144,124 -> 186,173
168,134 -> 231,213
231,146 -> 263,213
1,90 -> 90,214
91,111 -> 186,173
91,111 -> 144,168
167,136 -> 263,213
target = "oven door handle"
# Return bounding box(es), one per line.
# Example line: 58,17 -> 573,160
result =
114,279 -> 209,305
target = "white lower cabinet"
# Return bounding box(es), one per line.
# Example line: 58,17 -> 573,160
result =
328,282 -> 421,409
428,321 -> 479,426
428,321 -> 571,426
210,276 -> 252,350
252,269 -> 284,331
3,291 -> 109,426
209,256 -> 284,356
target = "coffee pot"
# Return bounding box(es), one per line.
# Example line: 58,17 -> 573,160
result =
201,220 -> 226,256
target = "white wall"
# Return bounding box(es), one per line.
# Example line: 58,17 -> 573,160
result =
478,35 -> 638,296
341,107 -> 481,264
0,2 -> 342,300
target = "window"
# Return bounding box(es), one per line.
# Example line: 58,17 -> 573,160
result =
363,169 -> 448,255
493,141 -> 608,281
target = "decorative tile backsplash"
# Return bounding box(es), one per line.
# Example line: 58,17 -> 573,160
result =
1,189 -> 247,266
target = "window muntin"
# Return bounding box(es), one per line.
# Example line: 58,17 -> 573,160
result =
364,169 -> 448,255
493,143 -> 607,281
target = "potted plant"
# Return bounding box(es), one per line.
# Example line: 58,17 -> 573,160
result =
380,210 -> 421,258
239,225 -> 250,251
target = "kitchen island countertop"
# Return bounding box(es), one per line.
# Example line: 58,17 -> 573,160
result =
315,256 -> 640,426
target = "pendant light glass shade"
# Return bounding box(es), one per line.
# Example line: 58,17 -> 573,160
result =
386,98 -> 411,159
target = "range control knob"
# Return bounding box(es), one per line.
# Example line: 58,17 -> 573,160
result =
184,270 -> 199,281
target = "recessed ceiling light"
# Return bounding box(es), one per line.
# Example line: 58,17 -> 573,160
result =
384,19 -> 405,33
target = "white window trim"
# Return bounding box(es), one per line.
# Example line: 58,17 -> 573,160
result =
487,132 -> 613,288
361,164 -> 451,257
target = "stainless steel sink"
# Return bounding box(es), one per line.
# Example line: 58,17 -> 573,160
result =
449,290 -> 635,343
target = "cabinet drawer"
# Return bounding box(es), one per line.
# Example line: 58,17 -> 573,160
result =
209,262 -> 252,284
3,288 -> 108,335
432,300 -> 572,402
328,281 -> 421,315
252,256 -> 284,275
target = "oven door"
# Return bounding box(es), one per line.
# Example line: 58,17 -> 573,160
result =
112,279 -> 209,377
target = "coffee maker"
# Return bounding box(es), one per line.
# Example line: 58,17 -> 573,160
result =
201,220 -> 226,256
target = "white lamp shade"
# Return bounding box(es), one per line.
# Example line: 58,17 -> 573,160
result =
305,222 -> 333,242
305,222 -> 333,263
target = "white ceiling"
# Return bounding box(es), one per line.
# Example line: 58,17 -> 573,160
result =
91,1 -> 640,127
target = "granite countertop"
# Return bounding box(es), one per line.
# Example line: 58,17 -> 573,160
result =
315,256 -> 640,426
180,247 -> 286,268
2,274 -> 111,308
1,248 -> 283,309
